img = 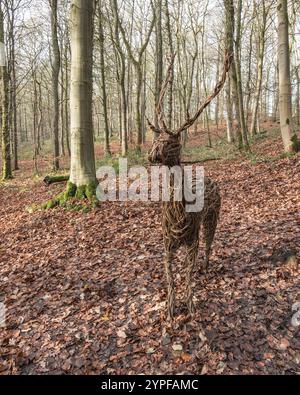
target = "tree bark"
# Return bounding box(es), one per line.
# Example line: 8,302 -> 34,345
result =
69,0 -> 97,188
50,0 -> 61,170
296,66 -> 300,126
224,0 -> 243,149
250,0 -> 268,136
277,0 -> 296,153
154,0 -> 163,139
164,0 -> 174,130
235,0 -> 250,149
225,77 -> 234,143
98,0 -> 111,156
111,0 -> 128,156
0,2 -> 12,180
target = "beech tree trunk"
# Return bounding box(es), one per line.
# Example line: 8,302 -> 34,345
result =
50,0 -> 61,170
235,0 -> 249,149
69,0 -> 97,187
154,0 -> 163,140
98,0 -> 111,156
7,0 -> 18,170
164,0 -> 174,130
0,2 -> 12,180
224,0 -> 243,149
277,0 -> 295,153
250,0 -> 268,136
111,0 -> 128,156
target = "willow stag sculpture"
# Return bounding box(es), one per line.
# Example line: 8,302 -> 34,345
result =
148,52 -> 233,319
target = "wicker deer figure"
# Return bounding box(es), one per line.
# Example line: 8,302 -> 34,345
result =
147,52 -> 233,319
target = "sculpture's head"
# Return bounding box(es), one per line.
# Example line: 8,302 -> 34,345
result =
148,132 -> 182,167
147,52 -> 233,167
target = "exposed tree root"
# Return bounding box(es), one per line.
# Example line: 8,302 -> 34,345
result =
41,181 -> 98,210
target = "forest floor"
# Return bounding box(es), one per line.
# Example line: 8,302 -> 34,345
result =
0,124 -> 300,375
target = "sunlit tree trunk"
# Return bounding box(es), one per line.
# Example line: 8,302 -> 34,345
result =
0,2 -> 12,180
225,77 -> 234,143
69,0 -> 97,189
7,0 -> 18,170
235,0 -> 249,149
154,0 -> 163,139
98,0 -> 111,156
277,0 -> 296,153
111,0 -> 128,156
224,0 -> 243,149
215,44 -> 221,129
164,0 -> 174,130
296,67 -> 300,126
250,0 -> 268,136
49,0 -> 60,170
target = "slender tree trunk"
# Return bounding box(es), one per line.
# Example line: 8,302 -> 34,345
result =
98,0 -> 111,156
277,0 -> 296,152
245,15 -> 254,123
60,40 -> 65,157
32,75 -> 39,174
136,69 -> 143,151
11,26 -> 18,170
272,61 -> 279,122
0,3 -> 12,180
164,0 -> 174,130
24,107 -> 28,142
225,77 -> 234,143
224,0 -> 243,149
235,0 -> 250,149
296,66 -> 300,126
64,35 -> 71,157
215,45 -> 221,129
250,0 -> 268,136
141,53 -> 147,144
154,0 -> 163,139
37,79 -> 43,155
111,0 -> 128,156
50,0 -> 61,170
6,0 -> 19,170
37,78 -> 43,153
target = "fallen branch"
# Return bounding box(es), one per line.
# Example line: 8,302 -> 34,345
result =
43,175 -> 70,186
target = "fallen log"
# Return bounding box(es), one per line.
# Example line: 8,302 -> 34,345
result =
43,175 -> 70,186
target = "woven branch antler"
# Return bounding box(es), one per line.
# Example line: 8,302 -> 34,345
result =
156,54 -> 176,132
174,51 -> 233,135
147,54 -> 176,136
148,51 -> 233,137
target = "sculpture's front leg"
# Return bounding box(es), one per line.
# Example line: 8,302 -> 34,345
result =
185,243 -> 199,317
164,251 -> 175,319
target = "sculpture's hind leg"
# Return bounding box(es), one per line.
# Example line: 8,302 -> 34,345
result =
164,251 -> 176,319
202,204 -> 220,272
185,243 -> 198,317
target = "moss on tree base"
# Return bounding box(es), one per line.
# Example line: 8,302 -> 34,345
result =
2,174 -> 14,181
41,181 -> 98,210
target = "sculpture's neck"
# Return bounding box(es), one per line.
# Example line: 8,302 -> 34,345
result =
164,158 -> 181,168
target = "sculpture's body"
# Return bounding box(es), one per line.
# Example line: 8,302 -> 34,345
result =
147,52 -> 232,318
163,177 -> 221,317
149,134 -> 221,318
